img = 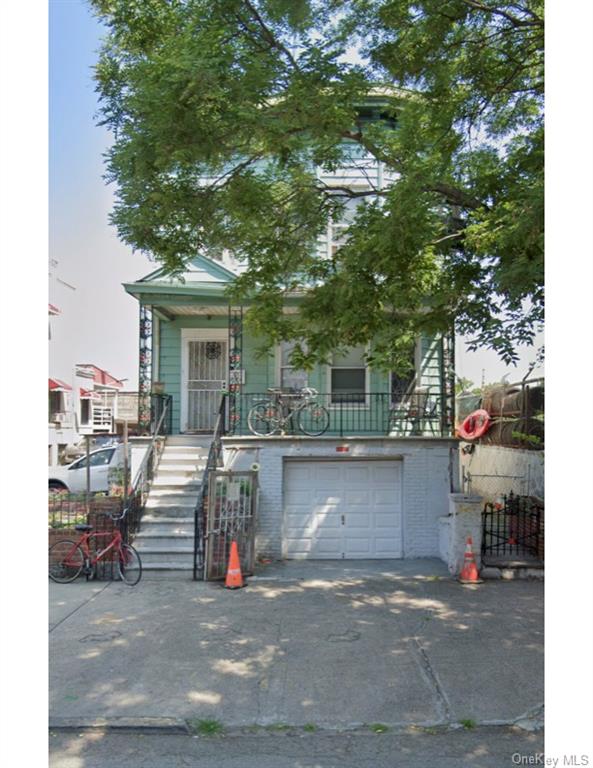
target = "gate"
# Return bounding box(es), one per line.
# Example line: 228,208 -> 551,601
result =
482,493 -> 544,560
204,470 -> 258,580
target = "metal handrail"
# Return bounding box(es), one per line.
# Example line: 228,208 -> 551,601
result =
130,395 -> 172,491
193,394 -> 227,580
120,394 -> 172,538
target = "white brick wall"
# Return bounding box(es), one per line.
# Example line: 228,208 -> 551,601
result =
222,437 -> 460,559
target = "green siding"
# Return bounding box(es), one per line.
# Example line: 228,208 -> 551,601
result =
157,315 -> 444,434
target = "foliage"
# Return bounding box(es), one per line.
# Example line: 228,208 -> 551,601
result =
92,0 -> 544,372
187,718 -> 225,736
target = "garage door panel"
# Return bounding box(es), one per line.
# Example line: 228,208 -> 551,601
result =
344,538 -> 372,555
313,492 -> 342,504
284,460 -> 403,560
285,486 -> 313,503
346,512 -> 371,528
346,491 -> 370,505
374,512 -> 401,529
372,464 -> 401,483
345,466 -> 371,484
315,465 -> 342,483
285,538 -> 313,556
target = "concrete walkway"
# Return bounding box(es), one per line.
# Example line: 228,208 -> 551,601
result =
49,559 -> 543,731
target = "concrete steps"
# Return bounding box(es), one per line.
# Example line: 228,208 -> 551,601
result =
133,435 -> 211,578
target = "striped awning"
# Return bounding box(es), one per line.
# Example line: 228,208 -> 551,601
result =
49,378 -> 72,392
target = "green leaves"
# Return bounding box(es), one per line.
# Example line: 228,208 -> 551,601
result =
92,0 -> 544,370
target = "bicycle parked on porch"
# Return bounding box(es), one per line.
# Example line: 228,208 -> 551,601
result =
247,387 -> 330,437
49,515 -> 142,586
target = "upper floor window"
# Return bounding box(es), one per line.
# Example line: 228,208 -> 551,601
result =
279,341 -> 308,391
330,346 -> 368,404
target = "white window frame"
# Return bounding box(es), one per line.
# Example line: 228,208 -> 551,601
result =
275,342 -> 309,390
325,188 -> 370,259
326,344 -> 371,408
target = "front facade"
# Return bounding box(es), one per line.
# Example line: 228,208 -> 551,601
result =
124,114 -> 458,563
124,256 -> 458,563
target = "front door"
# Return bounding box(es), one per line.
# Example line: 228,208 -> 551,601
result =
183,336 -> 227,432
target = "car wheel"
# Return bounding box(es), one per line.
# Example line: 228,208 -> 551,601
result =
49,482 -> 68,496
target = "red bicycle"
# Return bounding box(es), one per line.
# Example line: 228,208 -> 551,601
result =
49,520 -> 142,586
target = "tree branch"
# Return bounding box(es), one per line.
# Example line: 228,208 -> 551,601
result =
457,0 -> 544,28
240,0 -> 301,70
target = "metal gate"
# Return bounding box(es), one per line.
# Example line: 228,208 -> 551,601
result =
204,470 -> 258,580
482,493 -> 544,560
186,340 -> 228,431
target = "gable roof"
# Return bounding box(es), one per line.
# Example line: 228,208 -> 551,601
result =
76,364 -> 124,389
136,254 -> 237,286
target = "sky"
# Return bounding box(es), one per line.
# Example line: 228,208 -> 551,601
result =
49,0 -> 543,389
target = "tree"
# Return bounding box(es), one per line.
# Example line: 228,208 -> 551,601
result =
92,0 -> 544,372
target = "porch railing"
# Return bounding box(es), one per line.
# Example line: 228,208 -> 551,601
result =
226,389 -> 452,438
193,394 -> 227,580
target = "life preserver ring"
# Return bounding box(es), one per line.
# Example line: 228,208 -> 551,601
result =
458,409 -> 491,440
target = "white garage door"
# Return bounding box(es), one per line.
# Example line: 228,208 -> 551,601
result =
284,460 -> 403,559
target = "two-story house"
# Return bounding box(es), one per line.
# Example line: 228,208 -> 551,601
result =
123,102 -> 459,570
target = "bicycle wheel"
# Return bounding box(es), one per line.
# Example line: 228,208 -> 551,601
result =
247,403 -> 282,436
297,402 -> 330,436
117,544 -> 142,586
49,540 -> 84,583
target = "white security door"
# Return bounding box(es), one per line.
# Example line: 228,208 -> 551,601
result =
284,460 -> 403,559
184,339 -> 227,432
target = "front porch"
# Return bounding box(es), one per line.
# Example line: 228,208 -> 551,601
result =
124,254 -> 456,439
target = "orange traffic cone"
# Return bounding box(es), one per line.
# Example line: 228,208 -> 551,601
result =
225,541 -> 244,589
458,536 -> 483,584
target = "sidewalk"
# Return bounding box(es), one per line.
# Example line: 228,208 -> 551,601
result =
49,559 -> 543,731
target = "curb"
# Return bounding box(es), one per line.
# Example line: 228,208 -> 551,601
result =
48,714 -> 544,736
49,717 -> 189,734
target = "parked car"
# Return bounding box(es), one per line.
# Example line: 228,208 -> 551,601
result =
49,446 -> 124,494
60,435 -> 122,464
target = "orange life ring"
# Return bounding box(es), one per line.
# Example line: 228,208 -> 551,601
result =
458,409 -> 491,440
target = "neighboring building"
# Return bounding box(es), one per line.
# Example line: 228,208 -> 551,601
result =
76,364 -> 126,434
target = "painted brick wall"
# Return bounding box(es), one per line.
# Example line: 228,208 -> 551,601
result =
222,437 -> 459,559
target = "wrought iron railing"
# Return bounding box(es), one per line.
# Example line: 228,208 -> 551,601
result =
203,470 -> 258,581
193,394 -> 227,580
226,390 -> 452,438
482,493 -> 544,560
120,394 -> 172,542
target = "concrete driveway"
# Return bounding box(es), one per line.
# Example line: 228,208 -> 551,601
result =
49,560 -> 543,730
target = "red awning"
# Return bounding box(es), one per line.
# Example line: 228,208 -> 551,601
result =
80,387 -> 101,401
49,378 -> 72,392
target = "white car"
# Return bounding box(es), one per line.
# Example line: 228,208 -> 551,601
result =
49,446 -> 124,494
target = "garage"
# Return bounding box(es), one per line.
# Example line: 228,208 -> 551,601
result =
283,459 -> 403,559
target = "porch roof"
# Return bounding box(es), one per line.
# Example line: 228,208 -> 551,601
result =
49,378 -> 71,392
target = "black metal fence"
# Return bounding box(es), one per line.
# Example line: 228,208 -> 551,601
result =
193,395 -> 227,580
204,470 -> 258,581
226,390 -> 451,438
151,393 -> 173,437
48,496 -> 124,580
48,395 -> 173,580
482,493 -> 544,560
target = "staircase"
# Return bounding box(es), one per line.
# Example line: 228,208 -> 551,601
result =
133,435 -> 211,578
